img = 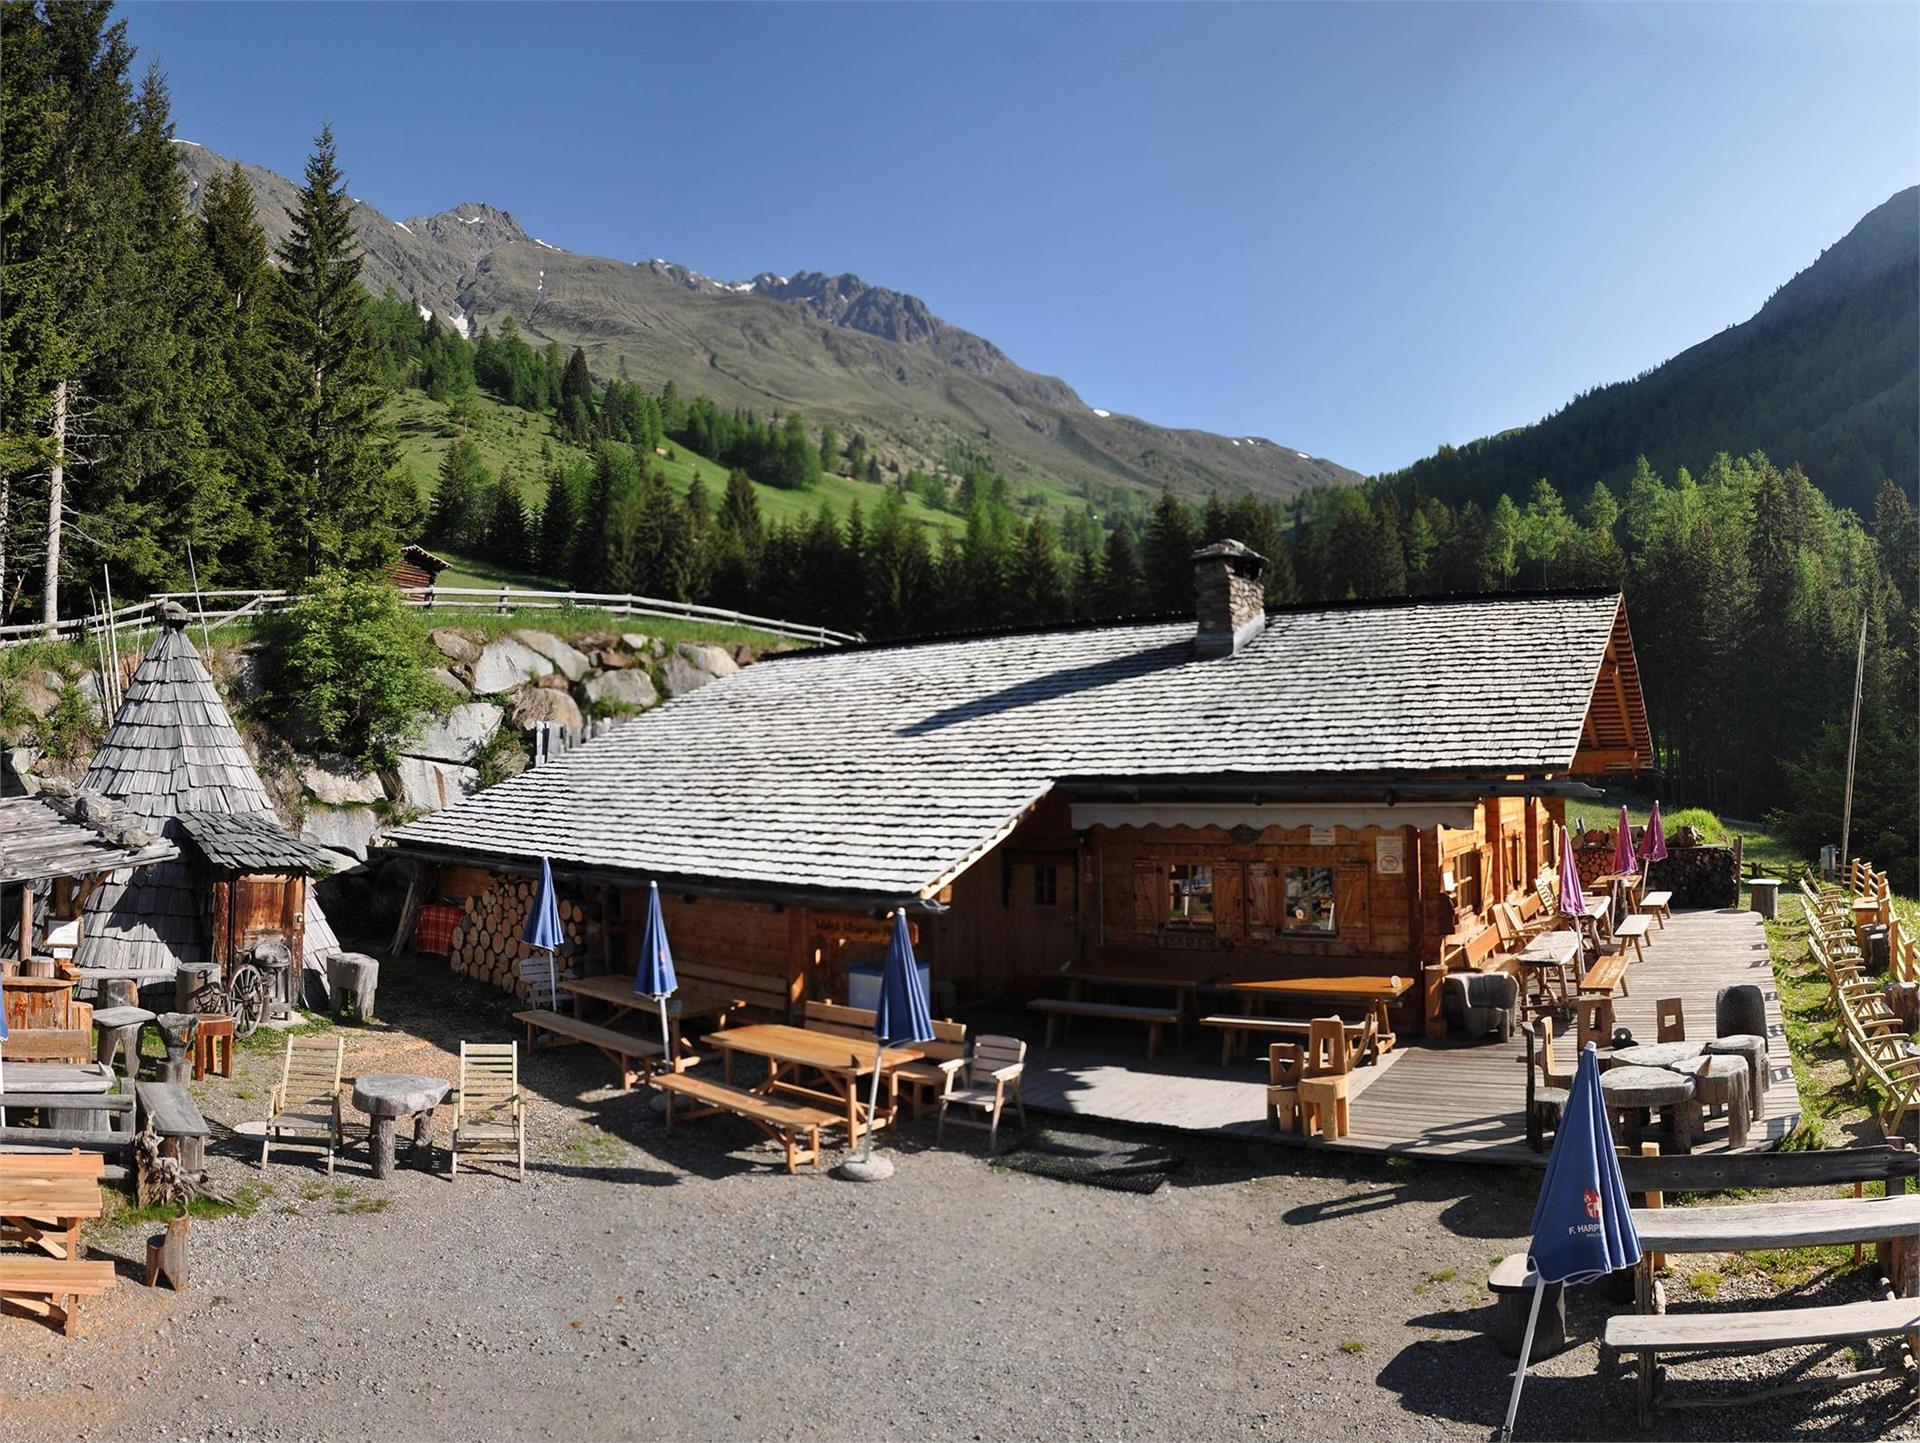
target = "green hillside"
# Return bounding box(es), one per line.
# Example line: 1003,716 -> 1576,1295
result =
390,388 -> 965,589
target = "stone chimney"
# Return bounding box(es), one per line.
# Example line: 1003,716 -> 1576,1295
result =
1191,539 -> 1268,658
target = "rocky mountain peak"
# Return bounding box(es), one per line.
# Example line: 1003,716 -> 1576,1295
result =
406,202 -> 528,256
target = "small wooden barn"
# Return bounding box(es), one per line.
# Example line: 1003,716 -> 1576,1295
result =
387,544 -> 1653,1042
175,811 -> 332,979
74,606 -> 338,988
385,543 -> 449,591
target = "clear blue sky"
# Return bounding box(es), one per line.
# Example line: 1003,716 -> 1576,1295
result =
123,1 -> 1917,476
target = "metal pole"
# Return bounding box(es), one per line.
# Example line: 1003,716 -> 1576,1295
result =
1839,609 -> 1868,869
1498,1276 -> 1545,1441
658,997 -> 672,1069
861,1040 -> 886,1162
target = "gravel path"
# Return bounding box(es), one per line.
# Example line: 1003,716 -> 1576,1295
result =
1,964 -> 1913,1443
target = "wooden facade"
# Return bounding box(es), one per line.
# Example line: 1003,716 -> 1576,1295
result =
206,870 -> 308,979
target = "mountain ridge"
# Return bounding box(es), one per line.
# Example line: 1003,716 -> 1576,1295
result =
174,141 -> 1358,504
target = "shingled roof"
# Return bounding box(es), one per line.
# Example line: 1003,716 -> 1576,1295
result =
177,811 -> 334,874
389,592 -> 1644,906
75,613 -> 337,975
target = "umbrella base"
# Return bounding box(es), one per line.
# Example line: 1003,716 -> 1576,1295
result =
834,1152 -> 895,1182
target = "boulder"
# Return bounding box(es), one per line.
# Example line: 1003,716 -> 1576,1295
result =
428,628 -> 482,665
596,649 -> 633,670
300,804 -> 382,862
658,644 -> 738,699
9,679 -> 61,721
570,630 -> 620,652
394,756 -> 479,812
3,747 -> 40,795
583,669 -> 659,711
469,636 -> 554,694
299,755 -> 385,807
428,666 -> 471,699
678,642 -> 739,679
619,632 -> 655,652
507,686 -> 583,732
536,672 -> 572,691
219,647 -> 268,704
510,629 -> 592,682
410,702 -> 504,763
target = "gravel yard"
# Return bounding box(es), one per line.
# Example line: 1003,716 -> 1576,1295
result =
1,962 -> 1913,1443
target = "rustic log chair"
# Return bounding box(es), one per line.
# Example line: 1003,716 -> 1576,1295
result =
1655,998 -> 1686,1044
261,1035 -> 345,1174
1521,1018 -> 1572,1153
1296,1017 -> 1354,1140
1266,1042 -> 1305,1131
935,1035 -> 1026,1151
450,1041 -> 525,1179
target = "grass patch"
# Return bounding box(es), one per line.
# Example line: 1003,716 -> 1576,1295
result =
1760,898 -> 1878,1145
330,1186 -> 391,1216
1686,1268 -> 1723,1299
239,1012 -> 336,1056
109,1178 -> 271,1228
1337,1338 -> 1366,1355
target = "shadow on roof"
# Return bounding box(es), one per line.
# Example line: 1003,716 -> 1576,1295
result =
897,635 -> 1193,737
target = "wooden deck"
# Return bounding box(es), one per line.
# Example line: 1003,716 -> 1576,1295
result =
1015,907 -> 1798,1165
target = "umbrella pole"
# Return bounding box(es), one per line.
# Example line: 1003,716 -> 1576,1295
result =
657,997 -> 672,1073
1498,1277 -> 1546,1441
861,1041 -> 885,1162
546,947 -> 557,1009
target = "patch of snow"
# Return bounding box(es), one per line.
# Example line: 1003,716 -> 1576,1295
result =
533,238 -> 560,251
460,216 -> 482,225
1231,439 -> 1241,447
1296,451 -> 1310,459
1091,408 -> 1111,418
447,307 -> 471,340
416,303 -> 433,324
170,138 -> 204,148
394,221 -> 414,236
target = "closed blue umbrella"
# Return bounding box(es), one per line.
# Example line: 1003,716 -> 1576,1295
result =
0,971 -> 9,1128
632,881 -> 678,1062
859,909 -> 935,1163
1500,1043 -> 1642,1439
523,856 -> 565,1006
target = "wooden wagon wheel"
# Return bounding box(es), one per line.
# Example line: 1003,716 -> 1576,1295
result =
228,962 -> 267,1038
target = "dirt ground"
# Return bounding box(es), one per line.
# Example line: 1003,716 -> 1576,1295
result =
1,960 -> 1913,1443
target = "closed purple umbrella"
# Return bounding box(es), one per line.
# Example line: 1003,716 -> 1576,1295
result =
1613,806 -> 1636,877
1556,823 -> 1586,919
1639,801 -> 1669,863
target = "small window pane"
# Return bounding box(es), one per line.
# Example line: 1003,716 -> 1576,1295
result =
1284,866 -> 1336,934
1033,864 -> 1058,907
1167,864 -> 1214,927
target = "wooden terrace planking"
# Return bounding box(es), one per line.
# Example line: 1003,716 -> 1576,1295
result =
1017,908 -> 1799,1164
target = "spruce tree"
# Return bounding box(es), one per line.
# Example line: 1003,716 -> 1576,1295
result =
272,125 -> 408,579
535,460 -> 581,578
485,469 -> 531,567
1099,521 -> 1148,616
1142,487 -> 1198,611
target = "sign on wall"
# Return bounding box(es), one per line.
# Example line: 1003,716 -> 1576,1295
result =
1375,835 -> 1405,875
1308,826 -> 1336,847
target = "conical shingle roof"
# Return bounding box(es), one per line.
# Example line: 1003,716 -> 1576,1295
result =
76,614 -> 336,976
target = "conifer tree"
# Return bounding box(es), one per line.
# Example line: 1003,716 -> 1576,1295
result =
1098,521 -> 1148,616
272,125 -> 408,580
485,468 -> 530,567
1142,487 -> 1198,611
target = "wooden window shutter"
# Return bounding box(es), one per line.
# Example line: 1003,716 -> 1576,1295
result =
1212,862 -> 1245,939
1246,863 -> 1276,939
1132,860 -> 1163,933
1334,865 -> 1371,941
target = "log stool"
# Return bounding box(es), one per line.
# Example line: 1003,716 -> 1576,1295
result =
144,1213 -> 189,1291
92,1006 -> 156,1075
1748,877 -> 1782,919
1487,1254 -> 1567,1360
1265,1042 -> 1303,1134
328,953 -> 380,1022
1703,1034 -> 1769,1122
1688,1055 -> 1750,1148
192,1014 -> 236,1080
1295,1074 -> 1350,1139
151,1013 -> 199,1085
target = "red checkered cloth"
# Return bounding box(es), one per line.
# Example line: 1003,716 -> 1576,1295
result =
412,902 -> 462,956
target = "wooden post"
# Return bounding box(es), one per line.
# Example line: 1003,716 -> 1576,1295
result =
288,874 -> 307,1005
1640,1141 -> 1664,1273
210,877 -> 231,979
17,883 -> 31,960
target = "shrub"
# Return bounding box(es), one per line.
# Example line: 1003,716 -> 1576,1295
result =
265,572 -> 446,768
1662,807 -> 1727,844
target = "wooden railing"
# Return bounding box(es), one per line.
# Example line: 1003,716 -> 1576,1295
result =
0,585 -> 860,651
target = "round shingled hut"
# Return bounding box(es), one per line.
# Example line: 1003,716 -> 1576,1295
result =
74,605 -> 338,1001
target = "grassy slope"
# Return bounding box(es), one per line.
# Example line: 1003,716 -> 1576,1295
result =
390,387 -> 964,593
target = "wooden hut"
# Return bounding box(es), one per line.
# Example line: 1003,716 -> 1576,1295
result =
74,605 -> 337,992
386,543 -> 449,591
386,544 -> 1652,1044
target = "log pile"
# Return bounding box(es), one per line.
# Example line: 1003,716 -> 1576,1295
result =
1648,844 -> 1737,910
448,875 -> 590,997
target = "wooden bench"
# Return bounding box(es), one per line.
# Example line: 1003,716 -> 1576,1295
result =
1606,1298 -> 1920,1426
0,1257 -> 116,1336
135,1081 -> 210,1174
675,958 -> 791,1019
652,1072 -> 843,1174
1026,998 -> 1179,1058
1578,952 -> 1631,999
513,1009 -> 665,1090
1640,888 -> 1674,927
1613,912 -> 1653,962
1198,1009 -> 1384,1067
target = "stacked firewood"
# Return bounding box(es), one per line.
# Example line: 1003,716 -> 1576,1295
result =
1647,844 -> 1738,909
447,876 -> 589,996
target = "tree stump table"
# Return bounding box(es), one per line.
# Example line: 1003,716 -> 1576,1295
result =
351,1074 -> 450,1179
1605,1041 -> 1706,1071
1684,1055 -> 1751,1148
1702,1035 -> 1770,1120
329,954 -> 380,1022
1600,1065 -> 1699,1153
151,1013 -> 199,1085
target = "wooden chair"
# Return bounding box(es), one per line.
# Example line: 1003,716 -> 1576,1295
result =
1296,1018 -> 1353,1139
260,1035 -> 345,1174
936,1035 -> 1026,1151
1575,995 -> 1614,1053
1655,998 -> 1686,1044
1521,1018 -> 1572,1153
450,1042 -> 525,1179
1266,1042 -> 1304,1132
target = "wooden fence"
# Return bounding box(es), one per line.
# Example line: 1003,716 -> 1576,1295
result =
0,584 -> 861,652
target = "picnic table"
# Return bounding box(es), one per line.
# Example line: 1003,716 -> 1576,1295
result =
0,1156 -> 102,1262
558,973 -> 744,1049
708,1023 -> 924,1145
1220,973 -> 1414,1010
